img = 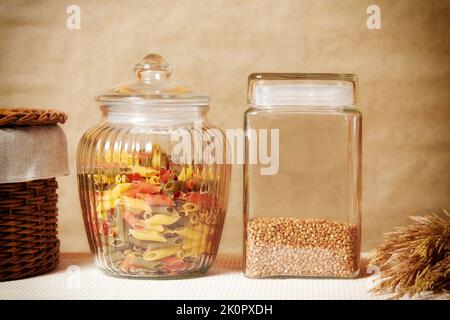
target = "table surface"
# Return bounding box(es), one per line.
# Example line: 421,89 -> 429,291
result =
0,253 -> 392,300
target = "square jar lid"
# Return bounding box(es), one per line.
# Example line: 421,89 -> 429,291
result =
248,73 -> 358,108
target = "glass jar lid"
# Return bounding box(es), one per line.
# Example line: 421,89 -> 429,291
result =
248,73 -> 358,108
96,53 -> 210,107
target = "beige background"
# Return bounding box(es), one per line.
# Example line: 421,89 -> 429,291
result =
0,0 -> 449,253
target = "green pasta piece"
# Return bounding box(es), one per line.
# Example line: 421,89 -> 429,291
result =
115,206 -> 129,241
171,216 -> 190,229
109,237 -> 126,248
162,181 -> 182,194
107,250 -> 125,262
127,236 -> 151,249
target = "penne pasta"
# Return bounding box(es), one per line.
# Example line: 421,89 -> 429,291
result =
193,224 -> 211,234
199,209 -> 209,217
147,175 -> 160,185
182,202 -> 199,212
185,243 -> 207,257
123,213 -> 146,230
120,253 -> 138,272
175,250 -> 184,260
127,237 -> 149,249
151,146 -> 161,168
186,165 -> 193,179
92,173 -> 114,184
121,196 -> 152,212
115,174 -> 127,184
188,211 -> 199,225
162,181 -> 182,193
174,227 -> 203,240
112,260 -> 122,270
178,167 -> 186,181
115,207 -> 129,240
101,183 -> 133,201
131,165 -> 158,178
143,212 -> 152,220
143,246 -> 181,261
145,213 -> 180,226
130,229 -> 167,242
182,238 -> 207,250
145,224 -> 164,232
152,206 -> 179,215
205,215 -> 217,225
130,256 -> 166,270
109,237 -> 125,248
83,140 -> 228,277
199,182 -> 211,194
107,250 -> 125,262
96,198 -> 119,215
128,236 -> 183,251
183,248 -> 199,258
169,236 -> 185,246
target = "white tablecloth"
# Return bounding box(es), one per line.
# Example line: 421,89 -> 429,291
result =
0,253 -> 387,300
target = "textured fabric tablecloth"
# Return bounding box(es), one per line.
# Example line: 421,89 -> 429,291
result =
0,253 -> 390,300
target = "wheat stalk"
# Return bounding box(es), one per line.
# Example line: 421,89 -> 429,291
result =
369,210 -> 450,299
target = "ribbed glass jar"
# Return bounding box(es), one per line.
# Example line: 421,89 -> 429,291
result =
77,54 -> 231,278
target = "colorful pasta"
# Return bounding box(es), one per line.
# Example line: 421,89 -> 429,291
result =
143,246 -> 181,261
121,196 -> 152,212
130,229 -> 166,242
84,144 -> 226,276
145,213 -> 180,226
109,238 -> 125,248
182,202 -> 199,212
174,227 -> 203,240
182,238 -> 206,250
130,256 -> 166,270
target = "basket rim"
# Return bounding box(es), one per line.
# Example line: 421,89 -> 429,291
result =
0,108 -> 67,127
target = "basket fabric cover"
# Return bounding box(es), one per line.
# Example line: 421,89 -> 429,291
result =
0,126 -> 69,183
0,112 -> 68,281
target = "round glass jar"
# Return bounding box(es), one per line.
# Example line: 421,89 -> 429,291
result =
77,54 -> 231,278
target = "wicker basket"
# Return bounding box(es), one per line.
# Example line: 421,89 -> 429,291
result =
0,108 -> 67,281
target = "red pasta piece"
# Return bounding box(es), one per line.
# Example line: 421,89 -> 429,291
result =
160,169 -> 172,184
182,192 -> 220,208
122,182 -> 161,198
138,193 -> 175,207
122,210 -> 146,230
126,173 -> 145,182
134,182 -> 161,194
160,256 -> 182,265
120,254 -> 134,272
94,160 -> 120,169
185,179 -> 194,191
162,261 -> 194,272
159,256 -> 190,272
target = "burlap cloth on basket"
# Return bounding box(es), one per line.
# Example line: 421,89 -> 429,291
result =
0,123 -> 69,183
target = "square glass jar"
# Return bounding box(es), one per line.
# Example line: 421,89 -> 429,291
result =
244,73 -> 362,278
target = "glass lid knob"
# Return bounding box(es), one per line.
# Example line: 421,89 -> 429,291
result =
134,53 -> 173,82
